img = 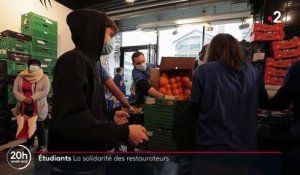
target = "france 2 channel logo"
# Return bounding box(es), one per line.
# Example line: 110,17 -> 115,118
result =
6,145 -> 32,170
267,11 -> 282,23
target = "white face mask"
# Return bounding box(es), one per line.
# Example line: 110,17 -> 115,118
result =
29,65 -> 40,72
102,37 -> 114,55
135,62 -> 147,71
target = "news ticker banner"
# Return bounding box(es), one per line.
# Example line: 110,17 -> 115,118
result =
7,145 -> 282,175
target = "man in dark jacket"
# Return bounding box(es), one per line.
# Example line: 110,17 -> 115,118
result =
48,9 -> 148,172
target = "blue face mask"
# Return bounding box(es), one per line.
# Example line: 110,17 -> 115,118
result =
102,37 -> 114,55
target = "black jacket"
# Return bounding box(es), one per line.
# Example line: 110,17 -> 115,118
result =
48,9 -> 129,152
269,60 -> 300,118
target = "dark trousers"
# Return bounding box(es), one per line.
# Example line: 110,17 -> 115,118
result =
26,120 -> 46,147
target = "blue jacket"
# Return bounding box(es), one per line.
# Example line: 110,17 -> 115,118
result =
191,60 -> 267,151
132,63 -> 157,104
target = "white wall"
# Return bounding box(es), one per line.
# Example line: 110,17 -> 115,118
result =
0,0 -> 74,57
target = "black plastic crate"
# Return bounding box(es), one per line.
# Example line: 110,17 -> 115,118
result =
1,30 -> 32,41
0,49 -> 31,62
258,116 -> 293,140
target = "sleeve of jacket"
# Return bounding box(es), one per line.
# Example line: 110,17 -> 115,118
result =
31,75 -> 51,101
52,54 -> 129,143
13,75 -> 26,102
257,73 -> 269,108
132,69 -> 151,93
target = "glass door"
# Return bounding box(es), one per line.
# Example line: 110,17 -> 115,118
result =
120,44 -> 157,95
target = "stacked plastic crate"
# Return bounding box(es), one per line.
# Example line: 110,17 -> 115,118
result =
0,30 -> 32,144
251,23 -> 290,97
21,12 -> 57,83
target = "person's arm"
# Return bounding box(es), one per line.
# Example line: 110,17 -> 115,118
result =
13,75 -> 26,102
31,75 -> 51,101
148,87 -> 165,98
269,62 -> 300,110
257,73 -> 269,108
135,79 -> 164,98
105,78 -> 131,108
52,54 -> 129,143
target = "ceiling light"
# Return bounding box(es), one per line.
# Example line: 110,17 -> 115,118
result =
125,0 -> 135,4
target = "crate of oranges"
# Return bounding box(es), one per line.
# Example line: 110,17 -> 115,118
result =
150,56 -> 195,100
143,57 -> 195,150
158,71 -> 192,100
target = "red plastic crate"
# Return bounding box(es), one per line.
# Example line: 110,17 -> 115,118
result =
266,57 -> 293,68
265,67 -> 287,77
271,38 -> 299,51
252,23 -> 284,32
273,48 -> 300,59
264,75 -> 284,85
292,36 -> 300,47
251,31 -> 285,42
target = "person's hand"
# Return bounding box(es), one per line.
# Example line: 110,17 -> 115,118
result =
114,110 -> 129,125
128,125 -> 149,145
23,97 -> 33,104
128,106 -> 136,113
164,95 -> 175,100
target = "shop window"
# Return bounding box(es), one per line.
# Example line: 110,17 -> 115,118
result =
189,44 -> 201,50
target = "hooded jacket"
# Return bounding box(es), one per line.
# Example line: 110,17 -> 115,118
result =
48,9 -> 129,152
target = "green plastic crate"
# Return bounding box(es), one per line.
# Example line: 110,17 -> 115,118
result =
143,97 -> 193,151
48,75 -> 53,82
0,37 -> 32,55
1,60 -> 27,76
32,54 -> 56,65
21,12 -> 58,33
7,85 -> 16,105
32,37 -> 57,51
21,25 -> 57,42
32,45 -> 57,58
41,64 -> 54,74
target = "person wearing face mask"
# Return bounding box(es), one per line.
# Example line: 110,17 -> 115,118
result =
48,9 -> 148,173
132,51 -> 175,105
114,67 -> 126,95
13,59 -> 50,152
96,62 -> 133,110
194,44 -> 208,70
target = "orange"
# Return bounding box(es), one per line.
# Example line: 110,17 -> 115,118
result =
167,89 -> 173,96
165,83 -> 171,90
159,87 -> 167,94
169,78 -> 176,84
170,83 -> 177,90
159,76 -> 169,86
175,76 -> 181,82
178,88 -> 183,94
187,81 -> 192,88
177,81 -> 182,88
172,89 -> 179,95
181,76 -> 190,84
183,89 -> 191,96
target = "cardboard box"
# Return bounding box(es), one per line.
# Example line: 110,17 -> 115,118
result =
150,57 -> 196,90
